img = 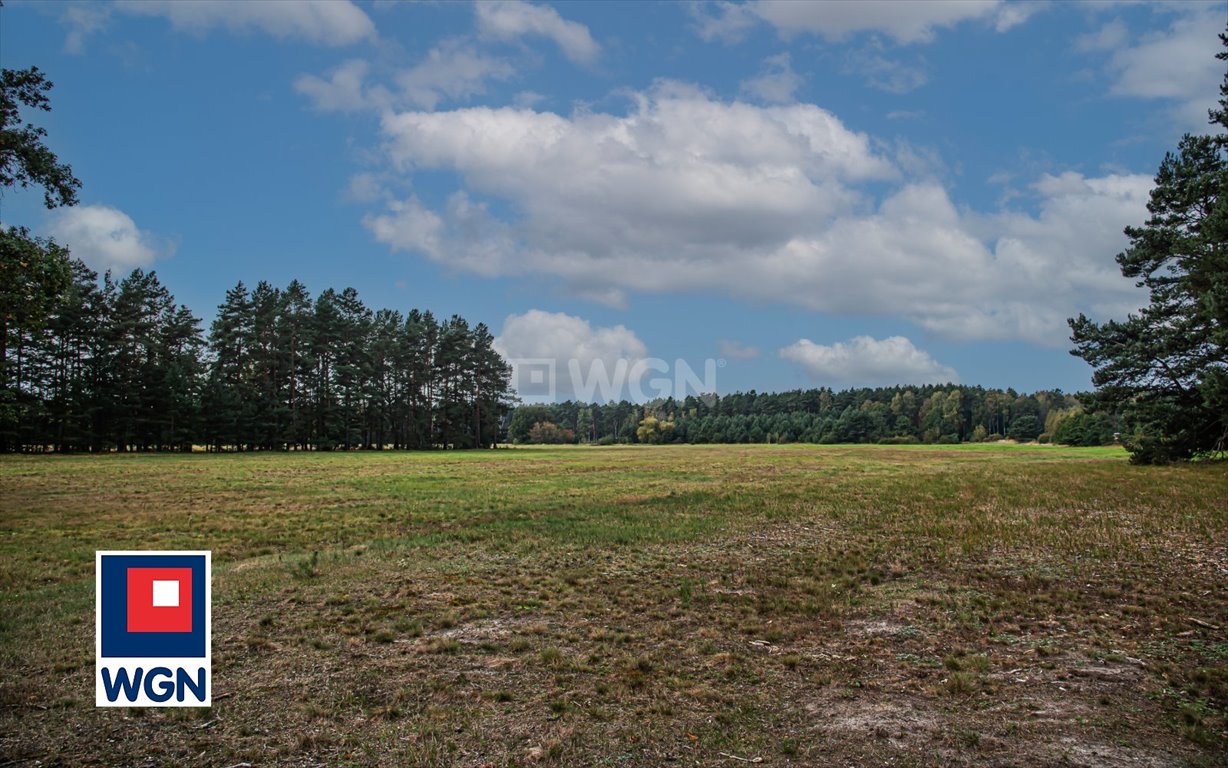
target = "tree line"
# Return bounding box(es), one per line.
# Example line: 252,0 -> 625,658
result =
1,261 -> 513,452
508,386 -> 1117,447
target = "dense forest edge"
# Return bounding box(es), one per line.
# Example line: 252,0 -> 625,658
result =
1,268 -> 513,452
507,388 -> 1113,448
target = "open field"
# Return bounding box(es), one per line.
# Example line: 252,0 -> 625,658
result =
1,444 -> 1225,766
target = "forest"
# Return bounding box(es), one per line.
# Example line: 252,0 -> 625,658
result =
0,258 -> 512,452
507,386 -> 1116,448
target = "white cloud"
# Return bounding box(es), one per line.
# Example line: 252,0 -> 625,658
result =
398,39 -> 517,110
692,2 -> 1036,46
844,48 -> 928,94
691,1 -> 761,43
750,0 -> 1013,45
778,174 -> 1150,343
61,2 -> 111,54
379,83 -> 894,230
892,139 -> 946,179
365,85 -> 1150,346
494,310 -> 648,401
719,340 -> 760,360
295,60 -> 389,112
572,286 -> 628,309
344,172 -> 387,203
47,205 -> 168,273
295,41 -> 515,114
739,53 -> 804,104
991,1 -> 1045,33
964,171 -> 1154,333
114,0 -> 374,46
780,336 -> 958,386
475,0 -> 599,64
365,192 -> 517,278
1103,8 -> 1222,128
364,196 -> 446,264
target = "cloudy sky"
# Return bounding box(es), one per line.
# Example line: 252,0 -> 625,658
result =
3,1 -> 1224,398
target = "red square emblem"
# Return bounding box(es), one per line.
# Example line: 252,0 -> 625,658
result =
126,567 -> 193,633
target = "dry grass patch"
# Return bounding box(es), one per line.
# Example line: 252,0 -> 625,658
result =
0,444 -> 1224,765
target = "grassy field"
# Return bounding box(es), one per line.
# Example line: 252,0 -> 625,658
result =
0,444 -> 1225,766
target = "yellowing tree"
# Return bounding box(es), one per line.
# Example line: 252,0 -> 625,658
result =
636,416 -> 675,444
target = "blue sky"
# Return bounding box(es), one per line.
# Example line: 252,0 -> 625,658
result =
2,0 -> 1224,400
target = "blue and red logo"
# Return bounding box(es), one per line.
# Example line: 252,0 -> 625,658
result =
96,551 -> 211,707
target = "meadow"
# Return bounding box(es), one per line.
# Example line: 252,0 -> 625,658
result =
0,444 -> 1225,766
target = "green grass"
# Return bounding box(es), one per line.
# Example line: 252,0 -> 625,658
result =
0,444 -> 1225,766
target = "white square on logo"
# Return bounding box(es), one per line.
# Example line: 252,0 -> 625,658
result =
152,580 -> 180,608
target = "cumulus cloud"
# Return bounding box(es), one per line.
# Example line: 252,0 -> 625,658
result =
475,0 -> 599,64
377,83 -> 894,255
778,173 -> 1151,343
296,42 -> 515,113
398,40 -> 517,110
114,0 -> 375,46
780,336 -> 958,386
739,53 -> 804,104
365,192 -> 517,277
364,84 -> 1150,346
1102,7 -> 1222,128
295,60 -> 389,112
493,310 -> 648,401
961,171 -> 1153,333
696,0 -> 1024,45
47,205 -> 168,273
365,197 -> 446,262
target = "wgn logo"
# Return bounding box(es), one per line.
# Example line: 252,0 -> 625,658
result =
96,551 -> 211,707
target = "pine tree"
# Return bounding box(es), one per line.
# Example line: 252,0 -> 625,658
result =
333,287 -> 372,449
433,315 -> 471,448
367,308 -> 403,449
309,289 -> 342,449
249,281 -> 283,449
157,304 -> 205,450
0,67 -> 79,451
468,321 -> 512,448
1069,35 -> 1228,462
399,309 -> 436,449
278,280 -> 314,449
203,282 -> 255,450
42,259 -> 102,450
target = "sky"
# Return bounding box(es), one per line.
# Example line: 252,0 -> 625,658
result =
1,0 -> 1225,401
